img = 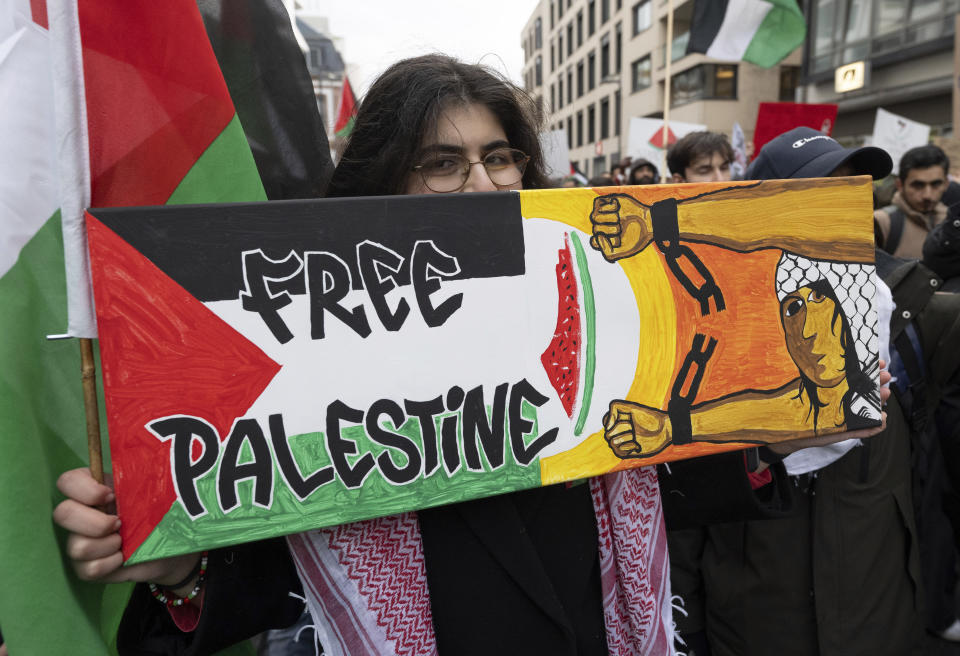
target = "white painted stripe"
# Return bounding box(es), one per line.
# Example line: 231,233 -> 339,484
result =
50,0 -> 97,337
705,0 -> 772,61
0,2 -> 58,279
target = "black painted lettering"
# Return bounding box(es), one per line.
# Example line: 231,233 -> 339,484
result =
462,383 -> 508,471
306,251 -> 371,339
365,399 -> 422,485
441,413 -> 462,475
326,400 -> 375,488
148,416 -> 220,519
404,397 -> 445,477
217,418 -> 274,513
240,250 -> 303,344
269,413 -> 334,500
357,241 -> 410,332
508,379 -> 559,466
411,240 -> 462,328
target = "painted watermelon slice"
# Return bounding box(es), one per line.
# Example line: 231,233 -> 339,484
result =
541,234 -> 582,417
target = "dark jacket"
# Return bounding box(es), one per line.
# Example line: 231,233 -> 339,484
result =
118,484 -> 607,656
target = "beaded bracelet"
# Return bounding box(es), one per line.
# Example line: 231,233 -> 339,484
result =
148,551 -> 209,607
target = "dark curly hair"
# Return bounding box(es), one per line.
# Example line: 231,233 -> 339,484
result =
326,54 -> 549,198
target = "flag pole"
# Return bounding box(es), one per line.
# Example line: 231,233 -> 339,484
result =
662,0 -> 674,176
79,337 -> 104,484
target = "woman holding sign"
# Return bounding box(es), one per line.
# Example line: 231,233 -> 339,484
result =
54,54 -> 888,656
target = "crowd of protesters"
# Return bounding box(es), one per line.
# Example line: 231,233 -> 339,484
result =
48,52 -> 960,656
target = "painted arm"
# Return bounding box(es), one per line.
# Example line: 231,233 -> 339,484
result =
603,381 -> 815,459
589,177 -> 875,264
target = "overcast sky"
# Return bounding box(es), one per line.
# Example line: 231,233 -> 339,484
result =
313,2 -> 542,97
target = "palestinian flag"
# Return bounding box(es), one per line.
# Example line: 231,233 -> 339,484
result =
686,0 -> 806,68
0,0 -> 263,652
334,76 -> 357,138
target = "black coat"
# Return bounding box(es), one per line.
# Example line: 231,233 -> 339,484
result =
118,484 -> 607,656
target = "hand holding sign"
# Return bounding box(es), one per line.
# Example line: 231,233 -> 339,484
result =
603,401 -> 673,458
589,194 -> 654,261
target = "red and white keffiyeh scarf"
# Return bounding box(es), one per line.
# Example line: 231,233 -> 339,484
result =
287,466 -> 673,656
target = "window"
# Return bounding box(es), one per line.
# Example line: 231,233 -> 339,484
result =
811,0 -> 952,74
615,22 -> 622,73
558,34 -> 564,64
535,18 -> 542,49
600,97 -> 610,139
567,67 -> 573,103
557,0 -> 563,19
779,65 -> 800,102
616,0 -> 622,9
550,1 -> 555,29
601,0 -> 610,24
558,78 -> 564,108
631,55 -> 652,92
600,33 -> 611,78
593,155 -> 606,176
577,110 -> 584,147
550,83 -> 556,111
550,41 -> 555,72
567,116 -> 573,148
671,64 -> 738,107
632,1 -> 651,35
614,89 -> 620,136
588,0 -> 596,35
567,23 -> 574,55
588,104 -> 596,143
577,11 -> 584,47
588,51 -> 596,90
535,56 -> 542,87
577,60 -> 585,97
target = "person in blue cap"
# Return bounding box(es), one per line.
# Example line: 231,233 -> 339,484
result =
664,127 -> 960,654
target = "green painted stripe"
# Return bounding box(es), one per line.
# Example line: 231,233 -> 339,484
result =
166,114 -> 266,205
570,232 -> 596,436
131,402 -> 544,563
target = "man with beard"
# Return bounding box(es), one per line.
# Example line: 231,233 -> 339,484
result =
875,144 -> 950,257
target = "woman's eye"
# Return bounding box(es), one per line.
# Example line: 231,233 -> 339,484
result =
422,157 -> 461,175
485,153 -> 510,167
784,298 -> 804,317
807,290 -> 825,302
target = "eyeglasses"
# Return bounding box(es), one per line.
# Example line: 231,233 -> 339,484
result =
412,148 -> 530,193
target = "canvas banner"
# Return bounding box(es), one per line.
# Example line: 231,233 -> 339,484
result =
87,178 -> 882,564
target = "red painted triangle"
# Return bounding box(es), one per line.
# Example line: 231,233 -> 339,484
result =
86,213 -> 281,559
648,125 -> 678,149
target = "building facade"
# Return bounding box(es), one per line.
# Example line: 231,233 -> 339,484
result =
799,0 -> 958,142
521,0 -> 801,178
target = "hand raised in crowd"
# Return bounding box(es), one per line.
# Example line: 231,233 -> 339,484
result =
589,193 -> 654,261
53,468 -> 200,591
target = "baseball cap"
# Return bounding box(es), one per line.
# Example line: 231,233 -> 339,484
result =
746,127 -> 892,181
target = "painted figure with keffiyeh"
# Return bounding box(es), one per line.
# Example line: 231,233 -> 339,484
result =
588,180 -> 882,460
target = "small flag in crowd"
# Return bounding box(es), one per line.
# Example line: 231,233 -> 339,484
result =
335,76 -> 357,138
569,163 -> 589,186
686,0 -> 806,68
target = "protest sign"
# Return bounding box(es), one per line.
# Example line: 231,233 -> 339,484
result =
872,108 -> 931,175
754,102 -> 838,154
626,117 -> 705,173
86,177 -> 881,563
